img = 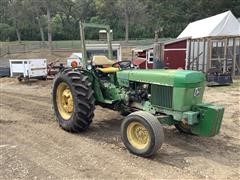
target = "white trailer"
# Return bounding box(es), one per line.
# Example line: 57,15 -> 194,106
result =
9,59 -> 47,81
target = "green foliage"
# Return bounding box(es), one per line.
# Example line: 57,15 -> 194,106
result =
0,23 -> 15,41
0,0 -> 239,41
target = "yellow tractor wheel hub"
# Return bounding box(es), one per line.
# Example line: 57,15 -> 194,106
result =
127,122 -> 150,150
180,121 -> 190,129
56,82 -> 74,120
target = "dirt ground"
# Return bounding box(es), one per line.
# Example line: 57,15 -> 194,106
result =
0,78 -> 239,179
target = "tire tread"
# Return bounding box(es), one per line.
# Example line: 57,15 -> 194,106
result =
52,69 -> 95,132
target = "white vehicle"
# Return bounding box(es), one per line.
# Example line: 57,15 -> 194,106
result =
67,44 -> 122,67
9,59 -> 47,81
67,53 -> 82,67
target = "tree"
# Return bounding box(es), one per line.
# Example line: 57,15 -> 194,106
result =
28,0 -> 46,43
124,0 -> 129,42
46,0 -> 52,51
7,0 -> 26,42
0,0 -> 239,41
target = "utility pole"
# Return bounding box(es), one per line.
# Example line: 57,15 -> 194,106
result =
154,30 -> 159,43
153,28 -> 164,69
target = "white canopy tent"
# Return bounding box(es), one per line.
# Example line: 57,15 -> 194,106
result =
175,11 -> 240,76
178,10 -> 240,39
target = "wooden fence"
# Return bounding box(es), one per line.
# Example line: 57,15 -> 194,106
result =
0,39 -> 156,57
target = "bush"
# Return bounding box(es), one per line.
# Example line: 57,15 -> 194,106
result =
0,23 -> 16,41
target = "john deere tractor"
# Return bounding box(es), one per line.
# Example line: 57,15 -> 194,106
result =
52,23 -> 224,157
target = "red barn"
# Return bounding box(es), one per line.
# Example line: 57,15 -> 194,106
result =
164,38 -> 187,69
132,39 -> 188,70
132,45 -> 154,69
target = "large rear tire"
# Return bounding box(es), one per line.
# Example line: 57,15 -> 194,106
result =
121,111 -> 164,157
52,69 -> 95,132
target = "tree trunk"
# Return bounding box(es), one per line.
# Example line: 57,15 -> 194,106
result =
36,8 -> 46,45
40,27 -> 45,42
124,0 -> 129,43
46,1 -> 52,52
16,27 -> 21,43
154,30 -> 159,42
37,17 -> 45,43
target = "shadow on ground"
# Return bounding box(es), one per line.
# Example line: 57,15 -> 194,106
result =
79,114 -> 240,169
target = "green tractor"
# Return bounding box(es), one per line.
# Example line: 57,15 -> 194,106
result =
52,23 -> 224,157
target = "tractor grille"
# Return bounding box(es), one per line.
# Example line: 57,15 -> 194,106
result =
151,85 -> 173,108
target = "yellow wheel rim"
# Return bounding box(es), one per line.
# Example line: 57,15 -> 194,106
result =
127,122 -> 150,150
56,82 -> 74,120
180,121 -> 190,129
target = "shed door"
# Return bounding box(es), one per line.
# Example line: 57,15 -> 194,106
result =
164,40 -> 187,69
164,50 -> 186,69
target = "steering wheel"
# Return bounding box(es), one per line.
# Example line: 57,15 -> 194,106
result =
112,60 -> 132,69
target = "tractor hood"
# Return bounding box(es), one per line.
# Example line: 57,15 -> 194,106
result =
116,69 -> 205,87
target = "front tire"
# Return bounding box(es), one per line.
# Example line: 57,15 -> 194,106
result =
121,111 -> 164,157
52,69 -> 95,132
174,122 -> 193,134
17,75 -> 23,82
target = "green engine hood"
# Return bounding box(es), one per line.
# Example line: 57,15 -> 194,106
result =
116,69 -> 205,87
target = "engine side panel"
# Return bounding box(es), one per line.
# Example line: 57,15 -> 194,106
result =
116,69 -> 205,87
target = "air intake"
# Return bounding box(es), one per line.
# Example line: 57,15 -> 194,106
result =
151,85 -> 173,108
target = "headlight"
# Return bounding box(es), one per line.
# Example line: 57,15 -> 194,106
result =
87,65 -> 92,70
